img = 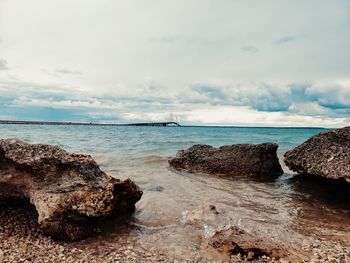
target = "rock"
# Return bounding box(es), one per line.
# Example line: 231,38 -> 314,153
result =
246,251 -> 255,260
0,249 -> 4,262
284,127 -> 350,183
209,205 -> 219,214
169,143 -> 283,177
203,226 -> 309,262
0,139 -> 142,240
204,226 -> 285,261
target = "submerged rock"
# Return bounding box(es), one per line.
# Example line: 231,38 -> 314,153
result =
284,126 -> 350,183
169,143 -> 283,177
0,139 -> 142,240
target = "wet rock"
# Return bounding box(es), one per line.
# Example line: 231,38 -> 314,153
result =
209,205 -> 219,214
204,226 -> 309,262
246,251 -> 255,260
206,226 -> 287,260
284,126 -> 350,183
0,139 -> 142,240
169,143 -> 283,177
0,249 -> 4,262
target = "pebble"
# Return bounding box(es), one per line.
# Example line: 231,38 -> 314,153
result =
246,251 -> 255,260
1,204 -> 349,263
0,250 -> 4,262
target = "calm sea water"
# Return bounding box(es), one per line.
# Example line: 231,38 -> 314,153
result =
1,125 -> 349,260
0,124 -> 326,163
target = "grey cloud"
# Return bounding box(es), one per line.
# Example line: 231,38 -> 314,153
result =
55,68 -> 83,75
178,82 -> 350,117
1,75 -> 350,124
0,59 -> 9,70
248,84 -> 309,112
0,78 -> 176,113
192,85 -> 227,101
177,83 -> 306,111
148,35 -> 179,43
305,84 -> 350,110
275,35 -> 297,44
1,0 -> 349,96
0,79 -> 80,98
242,45 -> 259,53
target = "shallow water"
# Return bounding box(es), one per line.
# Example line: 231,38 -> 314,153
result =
1,125 -> 349,260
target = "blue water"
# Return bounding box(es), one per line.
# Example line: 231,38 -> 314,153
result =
1,125 -> 348,260
0,125 -> 326,176
0,124 -> 327,161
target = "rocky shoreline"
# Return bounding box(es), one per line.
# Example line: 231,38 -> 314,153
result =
1,202 -> 349,263
0,203 -> 173,263
1,127 -> 350,262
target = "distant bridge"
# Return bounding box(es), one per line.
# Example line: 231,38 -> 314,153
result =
0,120 -> 181,127
125,121 -> 180,127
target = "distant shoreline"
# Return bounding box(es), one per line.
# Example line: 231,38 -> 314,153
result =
0,120 -> 328,129
0,120 -> 180,127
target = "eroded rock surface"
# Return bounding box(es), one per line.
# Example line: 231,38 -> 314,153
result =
169,143 -> 283,177
204,226 -> 310,262
284,126 -> 350,183
0,139 -> 142,240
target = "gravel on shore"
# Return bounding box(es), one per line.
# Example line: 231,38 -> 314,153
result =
0,203 -> 173,263
0,202 -> 349,263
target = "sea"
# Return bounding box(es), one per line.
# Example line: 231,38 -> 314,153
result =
0,125 -> 349,259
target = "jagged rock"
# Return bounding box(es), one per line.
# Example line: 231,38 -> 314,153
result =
0,139 -> 142,240
204,226 -> 309,262
205,226 -> 284,260
284,126 -> 350,183
169,143 -> 283,177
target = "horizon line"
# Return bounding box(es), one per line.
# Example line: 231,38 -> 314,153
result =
0,119 -> 330,129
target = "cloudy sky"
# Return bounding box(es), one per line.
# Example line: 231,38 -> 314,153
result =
0,0 -> 349,127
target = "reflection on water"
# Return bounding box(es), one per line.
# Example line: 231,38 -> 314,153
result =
0,125 -> 349,260
288,175 -> 350,238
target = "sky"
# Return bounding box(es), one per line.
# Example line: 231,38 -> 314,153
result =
0,0 -> 350,127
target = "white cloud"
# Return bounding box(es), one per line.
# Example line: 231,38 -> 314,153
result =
122,105 -> 350,128
241,45 -> 259,53
0,0 -> 349,125
1,73 -> 350,126
55,68 -> 82,75
0,59 -> 9,70
13,97 -> 125,110
305,81 -> 350,109
275,35 -> 297,45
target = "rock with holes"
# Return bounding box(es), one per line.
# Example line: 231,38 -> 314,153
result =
284,126 -> 350,183
0,139 -> 142,240
169,143 -> 283,177
204,226 -> 309,262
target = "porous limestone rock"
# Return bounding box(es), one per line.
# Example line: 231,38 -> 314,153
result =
204,226 -> 310,262
0,139 -> 142,240
284,126 -> 350,183
169,143 -> 283,177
